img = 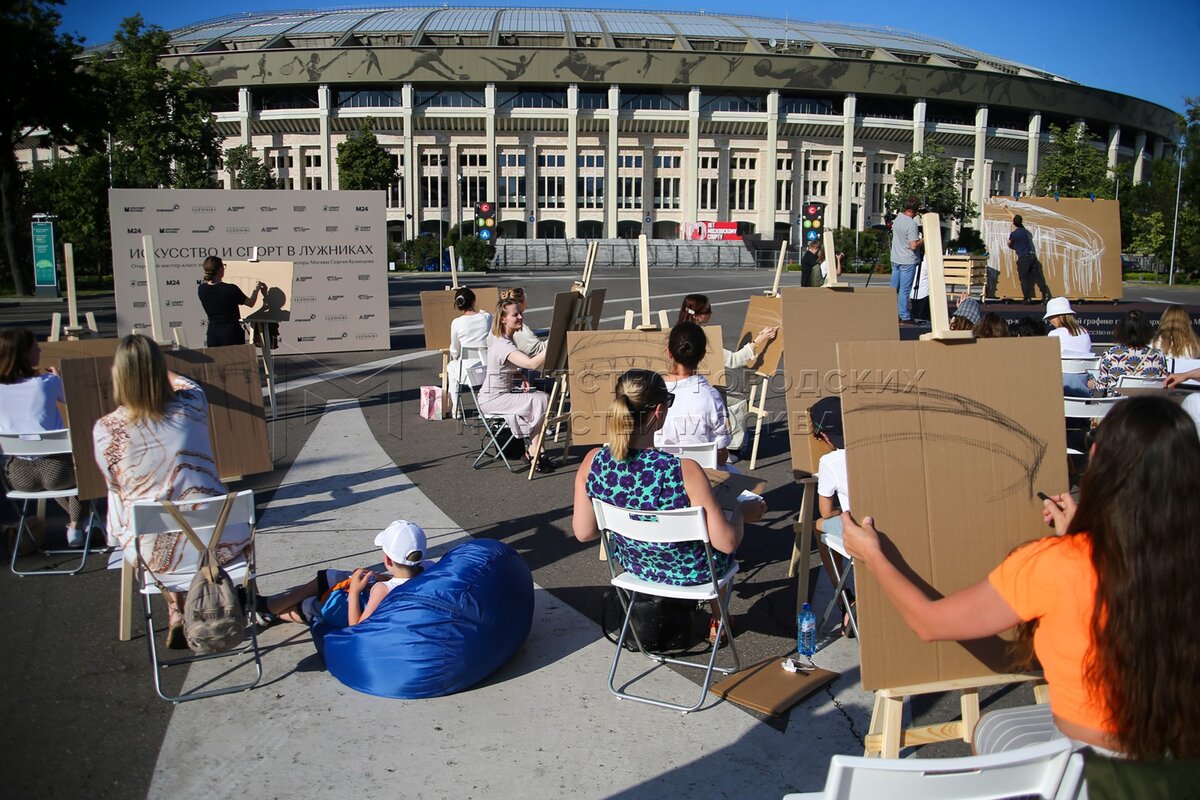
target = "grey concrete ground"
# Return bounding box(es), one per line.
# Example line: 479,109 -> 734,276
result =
2,271 -> 1197,799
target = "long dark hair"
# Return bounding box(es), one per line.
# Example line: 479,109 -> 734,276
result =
1113,309 -> 1153,349
0,328 -> 37,383
668,321 -> 707,371
1068,397 -> 1200,758
677,294 -> 711,325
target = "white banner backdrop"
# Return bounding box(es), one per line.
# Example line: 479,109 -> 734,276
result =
109,189 -> 389,354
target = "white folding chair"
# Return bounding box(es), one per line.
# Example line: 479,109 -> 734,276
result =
592,498 -> 740,713
1063,396 -> 1124,421
1,430 -> 103,577
1060,355 -> 1100,376
817,528 -> 859,640
782,738 -> 1074,800
129,490 -> 262,703
464,369 -> 521,472
450,345 -> 488,426
1115,374 -> 1163,391
658,440 -> 720,469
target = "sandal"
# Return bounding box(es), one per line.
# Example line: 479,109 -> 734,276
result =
166,607 -> 188,650
524,451 -> 558,473
708,618 -> 729,646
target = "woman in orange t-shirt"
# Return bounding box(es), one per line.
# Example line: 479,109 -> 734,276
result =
841,396 -> 1200,760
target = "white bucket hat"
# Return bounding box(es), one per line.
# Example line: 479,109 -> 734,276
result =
1043,297 -> 1074,320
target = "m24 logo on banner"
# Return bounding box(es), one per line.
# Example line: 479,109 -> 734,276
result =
682,221 -> 741,241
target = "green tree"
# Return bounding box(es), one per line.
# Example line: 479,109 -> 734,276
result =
444,223 -> 493,270
1032,122 -> 1111,198
224,145 -> 278,189
336,119 -> 397,191
93,16 -> 220,189
23,151 -> 110,275
886,142 -> 976,223
1,0 -> 100,294
1129,210 -> 1166,259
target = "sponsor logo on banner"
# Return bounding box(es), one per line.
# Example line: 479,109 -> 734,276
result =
260,205 -> 277,212
355,206 -> 369,212
355,225 -> 371,232
328,294 -> 344,301
227,205 -> 245,212
133,301 -> 147,308
326,333 -> 348,341
357,274 -> 370,281
165,279 -> 181,286
124,206 -> 145,213
226,226 -> 250,234
191,206 -> 215,214
295,313 -> 316,322
355,333 -> 378,340
190,226 -> 214,234
296,275 -> 312,282
262,226 -> 278,233
294,296 -> 316,303
323,205 -> 340,212
359,313 -> 375,320
297,335 -> 316,342
133,322 -> 151,330
325,225 -> 339,232
158,227 -> 180,234
326,275 -> 342,281
154,205 -> 180,213
357,294 -> 373,300
293,226 -> 309,232
682,221 -> 741,241
127,228 -> 141,234
130,279 -> 147,287
293,205 -> 306,212
167,300 -> 184,307
325,314 -> 347,322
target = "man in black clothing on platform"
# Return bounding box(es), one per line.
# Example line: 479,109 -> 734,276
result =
1008,214 -> 1051,304
799,240 -> 821,287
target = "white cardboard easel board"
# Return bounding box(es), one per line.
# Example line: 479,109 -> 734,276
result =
223,260 -> 295,322
419,287 -> 501,352
837,337 -> 1067,691
780,287 -> 897,476
566,326 -> 724,446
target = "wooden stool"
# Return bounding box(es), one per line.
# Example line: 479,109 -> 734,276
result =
864,673 -> 1049,758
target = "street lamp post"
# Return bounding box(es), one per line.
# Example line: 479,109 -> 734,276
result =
1169,140 -> 1184,286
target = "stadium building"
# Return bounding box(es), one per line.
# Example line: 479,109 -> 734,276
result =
33,7 -> 1180,247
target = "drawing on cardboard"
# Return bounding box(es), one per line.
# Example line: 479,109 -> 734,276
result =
844,385 -> 1047,501
737,294 -> 783,377
419,287 -> 501,352
223,260 -> 294,323
982,197 -> 1121,300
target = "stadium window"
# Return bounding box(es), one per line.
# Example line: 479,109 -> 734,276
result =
415,90 -> 484,109
619,92 -> 685,111
577,91 -> 608,110
335,89 -> 402,109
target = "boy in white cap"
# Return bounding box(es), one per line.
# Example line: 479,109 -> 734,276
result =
257,520 -> 433,628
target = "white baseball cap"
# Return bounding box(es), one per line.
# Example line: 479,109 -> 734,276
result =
374,520 -> 427,566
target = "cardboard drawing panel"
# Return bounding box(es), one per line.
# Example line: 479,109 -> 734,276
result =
780,287 -> 897,475
419,287 -> 501,351
543,288 -> 608,374
59,345 -> 272,501
737,294 -> 784,377
223,260 -> 295,323
836,338 -> 1067,691
38,338 -> 127,375
982,197 -> 1122,301
566,327 -> 724,446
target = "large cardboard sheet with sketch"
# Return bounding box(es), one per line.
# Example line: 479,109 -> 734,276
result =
59,345 -> 271,501
982,197 -> 1122,301
780,287 -> 897,475
419,287 -> 501,352
566,327 -> 724,446
738,294 -> 784,377
108,188 -> 389,353
837,338 -> 1067,691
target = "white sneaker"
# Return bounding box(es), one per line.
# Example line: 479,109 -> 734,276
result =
66,527 -> 84,548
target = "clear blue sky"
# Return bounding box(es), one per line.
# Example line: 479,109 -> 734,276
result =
58,0 -> 1197,116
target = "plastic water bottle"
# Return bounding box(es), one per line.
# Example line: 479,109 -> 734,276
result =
797,602 -> 817,657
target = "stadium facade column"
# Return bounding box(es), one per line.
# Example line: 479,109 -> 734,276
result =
237,87 -> 252,148
1107,125 -> 1121,177
973,106 -> 988,228
450,140 -> 461,231
859,151 -> 873,230
1026,111 -> 1041,194
402,84 -> 417,239
1153,138 -> 1165,161
760,90 -> 780,237
912,98 -> 926,153
839,94 -> 857,229
527,140 -> 539,234
606,84 -> 620,238
566,84 -> 579,238
486,84 -> 498,223
685,86 -> 700,230
828,151 -> 841,228
1133,131 -> 1147,184
318,84 -> 332,190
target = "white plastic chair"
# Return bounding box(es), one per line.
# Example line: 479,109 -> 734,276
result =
1063,396 -> 1124,421
658,440 -> 720,469
782,738 -> 1075,800
592,498 -> 740,713
1060,355 -> 1100,376
129,490 -> 262,703
1114,374 -> 1164,391
449,345 -> 488,424
1,429 -> 103,577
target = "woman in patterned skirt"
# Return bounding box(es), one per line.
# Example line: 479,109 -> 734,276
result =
571,369 -> 766,641
93,334 -> 251,648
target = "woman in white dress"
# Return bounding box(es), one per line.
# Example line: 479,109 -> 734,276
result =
93,334 -> 251,648
478,299 -> 555,472
445,287 -> 492,418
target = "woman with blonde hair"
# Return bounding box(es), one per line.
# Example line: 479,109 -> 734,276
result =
478,298 -> 554,471
1044,297 -> 1093,396
1150,304 -> 1199,360
573,369 -> 766,641
500,286 -> 546,358
93,334 -> 251,648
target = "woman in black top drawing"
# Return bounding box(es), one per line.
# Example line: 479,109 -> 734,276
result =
197,255 -> 264,347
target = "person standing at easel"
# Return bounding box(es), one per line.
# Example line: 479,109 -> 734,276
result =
197,255 -> 265,347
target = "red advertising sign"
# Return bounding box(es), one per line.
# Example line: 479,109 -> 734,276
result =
682,221 -> 741,241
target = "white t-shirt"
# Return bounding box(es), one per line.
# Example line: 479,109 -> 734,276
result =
817,448 -> 850,513
449,312 -> 492,358
0,374 -> 65,434
1049,326 -> 1093,356
655,374 -> 731,449
1183,394 -> 1200,437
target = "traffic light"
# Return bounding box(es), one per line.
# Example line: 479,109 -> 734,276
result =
474,201 -> 496,242
801,202 -> 825,244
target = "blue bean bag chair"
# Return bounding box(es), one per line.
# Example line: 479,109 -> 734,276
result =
311,539 -> 533,699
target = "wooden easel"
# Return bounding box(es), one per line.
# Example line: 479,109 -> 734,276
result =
821,229 -> 848,289
623,235 -> 669,332
435,246 -> 462,415
527,244 -> 601,479
49,243 -> 99,342
244,247 -> 281,421
919,213 -> 974,344
864,673 -> 1049,758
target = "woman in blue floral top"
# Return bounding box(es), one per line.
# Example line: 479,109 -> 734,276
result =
572,369 -> 766,641
1091,310 -> 1167,397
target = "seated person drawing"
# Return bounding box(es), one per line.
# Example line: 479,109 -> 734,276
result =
839,396 -> 1200,759
572,369 -> 766,643
479,298 -> 555,472
1090,310 -> 1167,397
811,396 -> 855,635
655,322 -> 731,466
